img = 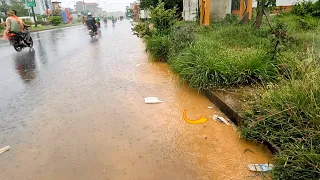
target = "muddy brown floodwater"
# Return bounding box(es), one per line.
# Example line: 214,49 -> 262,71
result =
0,22 -> 271,180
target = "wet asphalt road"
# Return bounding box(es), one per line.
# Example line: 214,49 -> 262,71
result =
0,21 -> 271,180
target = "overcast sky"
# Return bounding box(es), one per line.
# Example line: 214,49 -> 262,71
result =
60,0 -> 134,12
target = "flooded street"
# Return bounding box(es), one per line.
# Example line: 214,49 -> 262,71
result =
0,21 -> 271,180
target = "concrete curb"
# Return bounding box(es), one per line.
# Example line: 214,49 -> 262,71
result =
203,89 -> 278,153
204,90 -> 243,126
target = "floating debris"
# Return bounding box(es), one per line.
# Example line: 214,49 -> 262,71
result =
213,115 -> 230,125
248,164 -> 274,172
0,146 -> 11,154
136,63 -> 145,67
144,97 -> 163,104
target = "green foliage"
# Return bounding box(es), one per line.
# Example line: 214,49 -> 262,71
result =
274,13 -> 320,32
241,59 -> 320,179
292,0 -> 314,16
48,16 -> 62,26
23,19 -> 34,25
145,33 -> 169,61
10,0 -> 28,16
292,0 -> 320,17
169,23 -> 198,57
170,25 -> 279,89
133,22 -> 152,37
36,14 -> 44,24
0,2 -> 9,15
140,0 -> 183,15
150,1 -> 176,33
220,14 -> 239,25
0,22 -> 5,31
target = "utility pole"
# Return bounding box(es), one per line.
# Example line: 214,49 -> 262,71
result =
26,0 -> 37,27
31,7 -> 37,27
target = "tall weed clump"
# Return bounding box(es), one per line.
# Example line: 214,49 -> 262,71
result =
169,25 -> 280,89
144,1 -> 176,61
240,57 -> 320,179
168,23 -> 198,57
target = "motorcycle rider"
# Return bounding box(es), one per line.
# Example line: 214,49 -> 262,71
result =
86,12 -> 97,34
12,10 -> 31,44
95,16 -> 101,28
5,10 -> 22,35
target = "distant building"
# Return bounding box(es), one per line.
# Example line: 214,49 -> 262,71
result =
183,0 -> 198,21
74,1 -> 98,15
75,1 -> 85,12
33,0 -> 48,14
52,1 -> 62,10
85,2 -> 99,14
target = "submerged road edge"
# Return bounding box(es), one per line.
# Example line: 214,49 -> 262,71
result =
203,89 -> 278,153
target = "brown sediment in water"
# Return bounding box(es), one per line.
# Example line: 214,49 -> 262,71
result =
0,24 -> 271,180
134,61 -> 272,180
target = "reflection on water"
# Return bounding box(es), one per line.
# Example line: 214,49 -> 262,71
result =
36,33 -> 48,65
14,49 -> 37,83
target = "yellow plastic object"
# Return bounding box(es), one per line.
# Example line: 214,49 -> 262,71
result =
183,109 -> 208,124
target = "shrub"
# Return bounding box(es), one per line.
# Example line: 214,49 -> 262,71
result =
40,21 -> 51,26
169,23 -> 198,57
150,1 -> 176,34
0,22 -> 5,31
292,0 -> 314,16
292,0 -> 320,17
48,16 -> 62,26
133,22 -> 152,37
145,33 -> 169,61
36,14 -> 43,22
23,19 -> 34,25
170,39 -> 277,89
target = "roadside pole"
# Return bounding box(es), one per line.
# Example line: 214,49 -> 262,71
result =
31,7 -> 37,27
26,0 -> 37,27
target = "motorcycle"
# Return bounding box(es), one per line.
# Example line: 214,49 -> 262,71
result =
8,25 -> 33,52
87,25 -> 98,38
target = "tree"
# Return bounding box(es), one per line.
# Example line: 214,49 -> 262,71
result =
0,0 -> 10,16
140,0 -> 183,17
254,0 -> 275,29
10,0 -> 29,16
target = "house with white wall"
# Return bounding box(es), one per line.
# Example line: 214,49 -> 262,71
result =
183,0 -> 301,21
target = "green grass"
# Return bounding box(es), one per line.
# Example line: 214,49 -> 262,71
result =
169,24 -> 279,89
241,59 -> 320,179
240,13 -> 320,180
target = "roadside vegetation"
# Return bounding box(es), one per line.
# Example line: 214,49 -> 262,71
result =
134,0 -> 320,179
